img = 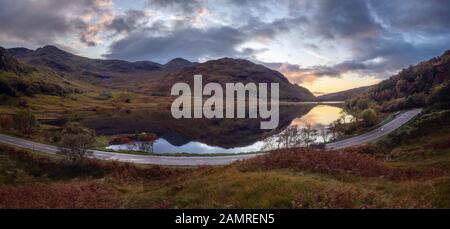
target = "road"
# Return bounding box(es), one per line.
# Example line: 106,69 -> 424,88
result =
326,108 -> 422,150
0,108 -> 422,166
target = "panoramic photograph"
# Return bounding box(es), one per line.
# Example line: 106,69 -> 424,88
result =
0,0 -> 449,225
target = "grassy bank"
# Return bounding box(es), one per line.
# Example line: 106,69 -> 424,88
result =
1,125 -> 449,209
1,109 -> 449,209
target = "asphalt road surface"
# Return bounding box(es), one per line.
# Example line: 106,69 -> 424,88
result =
326,108 -> 422,150
0,108 -> 422,166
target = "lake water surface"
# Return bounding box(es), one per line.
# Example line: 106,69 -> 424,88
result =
104,103 -> 351,154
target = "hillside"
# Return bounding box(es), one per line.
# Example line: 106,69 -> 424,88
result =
158,58 -> 317,100
9,46 -> 317,101
8,46 -> 162,82
318,86 -> 371,101
347,50 -> 450,112
162,58 -> 196,71
0,47 -> 79,98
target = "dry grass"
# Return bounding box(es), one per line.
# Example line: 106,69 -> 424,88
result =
0,143 -> 449,209
292,184 -> 432,209
0,181 -> 120,209
239,147 -> 447,181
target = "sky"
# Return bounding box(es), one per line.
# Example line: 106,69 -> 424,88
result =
1,0 -> 450,94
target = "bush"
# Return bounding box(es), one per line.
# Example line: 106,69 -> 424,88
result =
58,122 -> 96,164
0,181 -> 120,209
97,91 -> 113,100
292,185 -> 432,209
0,115 -> 14,130
13,110 -> 38,135
360,108 -> 378,127
239,148 -> 447,181
428,82 -> 450,109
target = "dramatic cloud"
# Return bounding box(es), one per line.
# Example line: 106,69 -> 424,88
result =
105,13 -> 306,62
105,26 -> 250,62
0,0 -> 114,47
107,10 -> 148,34
1,0 -> 450,92
310,0 -> 382,40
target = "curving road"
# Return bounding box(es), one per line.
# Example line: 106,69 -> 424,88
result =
326,108 -> 422,150
0,108 -> 421,166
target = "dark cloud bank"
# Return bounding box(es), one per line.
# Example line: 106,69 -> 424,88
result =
1,0 -> 450,82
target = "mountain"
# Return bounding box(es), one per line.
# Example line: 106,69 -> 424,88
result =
158,58 -> 317,101
163,58 -> 196,71
8,45 -> 162,82
0,47 -> 78,97
347,49 -> 450,112
318,86 -> 371,101
9,46 -> 317,101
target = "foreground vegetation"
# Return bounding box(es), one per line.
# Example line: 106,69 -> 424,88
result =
1,109 -> 449,209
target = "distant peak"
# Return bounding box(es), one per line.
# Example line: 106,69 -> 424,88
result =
163,58 -> 195,70
42,45 -> 59,49
166,58 -> 191,64
443,49 -> 450,57
36,45 -> 74,58
173,57 -> 189,61
37,45 -> 68,53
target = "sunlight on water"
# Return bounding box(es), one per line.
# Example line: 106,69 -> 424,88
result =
289,105 -> 350,128
107,104 -> 351,154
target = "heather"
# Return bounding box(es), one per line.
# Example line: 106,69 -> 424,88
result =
239,147 -> 447,181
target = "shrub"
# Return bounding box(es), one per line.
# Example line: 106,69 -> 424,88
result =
0,181 -> 120,209
428,81 -> 450,109
97,91 -> 113,100
360,108 -> 378,127
292,185 -> 432,209
58,122 -> 96,164
13,110 -> 38,135
239,148 -> 447,181
0,115 -> 14,130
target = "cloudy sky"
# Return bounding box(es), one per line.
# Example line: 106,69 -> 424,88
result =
1,0 -> 449,94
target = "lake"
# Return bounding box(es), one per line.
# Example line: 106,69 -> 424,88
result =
97,103 -> 351,154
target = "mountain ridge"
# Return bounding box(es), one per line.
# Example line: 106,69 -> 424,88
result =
318,86 -> 372,101
8,45 -> 317,101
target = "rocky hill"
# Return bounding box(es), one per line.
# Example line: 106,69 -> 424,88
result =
9,46 -> 317,101
0,47 -> 79,97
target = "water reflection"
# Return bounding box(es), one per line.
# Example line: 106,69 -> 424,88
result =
289,105 -> 352,128
103,103 -> 351,154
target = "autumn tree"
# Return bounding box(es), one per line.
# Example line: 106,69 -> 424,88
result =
277,125 -> 304,149
319,125 -> 329,143
428,81 -> 450,109
58,122 -> 96,163
301,124 -> 318,147
360,108 -> 378,127
13,110 -> 38,135
137,133 -> 158,153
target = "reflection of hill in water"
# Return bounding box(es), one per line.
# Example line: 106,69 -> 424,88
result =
82,104 -> 338,148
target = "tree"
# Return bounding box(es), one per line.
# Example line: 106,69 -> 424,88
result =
0,114 -> 14,130
58,122 -> 96,163
360,108 -> 378,127
13,110 -> 38,135
137,133 -> 158,153
277,125 -> 303,149
301,124 -> 318,147
319,125 -> 329,143
428,82 -> 450,109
